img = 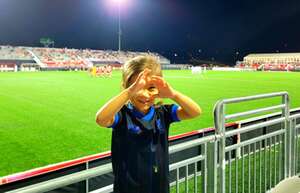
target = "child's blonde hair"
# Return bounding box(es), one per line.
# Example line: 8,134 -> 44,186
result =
122,55 -> 162,89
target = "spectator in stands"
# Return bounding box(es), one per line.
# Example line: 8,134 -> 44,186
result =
95,55 -> 201,193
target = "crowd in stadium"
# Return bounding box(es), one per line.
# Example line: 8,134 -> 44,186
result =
0,45 -> 170,70
236,53 -> 300,71
2,45 -> 300,72
0,45 -> 32,60
236,63 -> 299,71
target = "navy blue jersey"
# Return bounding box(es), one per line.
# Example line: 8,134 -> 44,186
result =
109,103 -> 180,193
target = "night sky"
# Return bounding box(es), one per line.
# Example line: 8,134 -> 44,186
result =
0,0 -> 300,64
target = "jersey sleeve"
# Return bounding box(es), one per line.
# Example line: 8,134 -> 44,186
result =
107,111 -> 123,129
162,104 -> 181,124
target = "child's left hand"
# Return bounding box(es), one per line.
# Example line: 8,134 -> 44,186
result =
150,76 -> 176,99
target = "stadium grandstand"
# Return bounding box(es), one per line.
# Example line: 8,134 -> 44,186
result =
0,45 -> 171,71
236,53 -> 300,71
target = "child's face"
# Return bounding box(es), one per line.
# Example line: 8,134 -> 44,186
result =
129,73 -> 159,114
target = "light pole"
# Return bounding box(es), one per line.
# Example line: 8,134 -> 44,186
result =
118,1 -> 121,52
113,0 -> 124,52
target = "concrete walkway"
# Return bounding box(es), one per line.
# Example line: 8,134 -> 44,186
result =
270,176 -> 300,193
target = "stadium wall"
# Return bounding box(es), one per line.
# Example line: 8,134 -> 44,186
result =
0,60 -> 36,66
0,59 -> 36,71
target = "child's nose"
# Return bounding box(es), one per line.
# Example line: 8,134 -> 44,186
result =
141,89 -> 151,98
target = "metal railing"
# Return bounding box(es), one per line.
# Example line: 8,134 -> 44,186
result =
213,91 -> 298,193
290,113 -> 300,177
7,92 -> 300,193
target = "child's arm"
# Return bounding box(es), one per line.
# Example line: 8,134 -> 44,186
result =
170,90 -> 202,120
151,76 -> 202,120
95,69 -> 150,127
95,89 -> 130,127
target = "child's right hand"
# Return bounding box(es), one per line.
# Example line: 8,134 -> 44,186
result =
127,68 -> 151,96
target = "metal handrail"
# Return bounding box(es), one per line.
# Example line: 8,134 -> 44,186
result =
169,135 -> 215,154
290,113 -> 300,120
221,91 -> 288,104
214,92 -> 290,193
7,132 -> 214,193
225,129 -> 285,152
225,104 -> 285,120
225,117 -> 286,137
7,163 -> 113,193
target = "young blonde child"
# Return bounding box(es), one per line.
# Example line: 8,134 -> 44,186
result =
96,55 -> 201,193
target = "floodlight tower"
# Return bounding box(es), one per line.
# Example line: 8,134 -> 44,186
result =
113,0 -> 124,52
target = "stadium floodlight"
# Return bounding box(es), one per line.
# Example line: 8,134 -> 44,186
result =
106,0 -> 129,52
112,0 -> 126,52
113,0 -> 126,4
118,1 -> 121,52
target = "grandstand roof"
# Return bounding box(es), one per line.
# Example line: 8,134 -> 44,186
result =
245,53 -> 300,59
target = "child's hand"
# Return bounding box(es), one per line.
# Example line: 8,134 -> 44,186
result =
128,69 -> 151,96
150,76 -> 176,99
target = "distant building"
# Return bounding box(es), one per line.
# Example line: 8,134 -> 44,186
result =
238,53 -> 300,71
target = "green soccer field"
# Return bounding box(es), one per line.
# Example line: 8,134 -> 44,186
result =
1,70 -> 300,177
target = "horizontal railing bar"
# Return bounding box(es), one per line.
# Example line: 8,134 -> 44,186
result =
221,92 -> 288,104
224,117 -> 286,137
169,155 -> 204,171
169,172 -> 202,187
225,129 -> 285,152
169,135 -> 215,154
91,170 -> 206,192
225,105 -> 285,120
92,172 -> 205,193
7,163 -> 112,193
90,184 -> 113,193
296,124 -> 300,130
237,107 -> 300,125
290,113 -> 300,120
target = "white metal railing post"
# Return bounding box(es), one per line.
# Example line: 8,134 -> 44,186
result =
201,143 -> 207,193
282,93 -> 290,178
289,113 -> 300,177
214,100 -> 226,193
206,141 -> 217,193
290,118 -> 296,176
86,162 -> 89,193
